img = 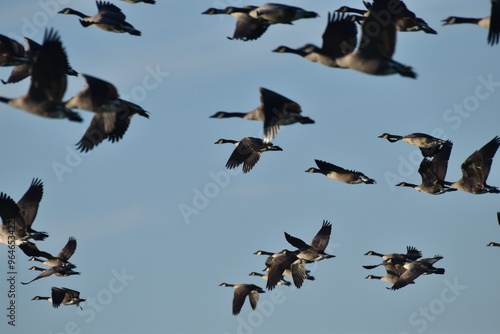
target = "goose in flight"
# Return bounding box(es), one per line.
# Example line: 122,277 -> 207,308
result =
210,87 -> 314,142
214,137 -> 282,173
219,283 -> 265,315
65,74 -> 149,152
305,159 -> 376,185
32,287 -> 86,309
59,1 -> 141,36
0,29 -> 82,122
449,136 -> 500,194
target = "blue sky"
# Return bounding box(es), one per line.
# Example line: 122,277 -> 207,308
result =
1,0 -> 500,333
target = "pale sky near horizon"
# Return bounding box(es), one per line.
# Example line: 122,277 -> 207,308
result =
1,1 -> 500,333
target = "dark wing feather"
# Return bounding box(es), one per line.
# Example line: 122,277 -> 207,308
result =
248,290 -> 260,310
231,15 -> 269,41
432,141 -> 453,182
260,87 -> 301,142
310,220 -> 331,253
17,178 -> 43,228
76,112 -> 117,153
56,236 -> 77,261
29,29 -> 68,102
322,12 -> 358,57
51,287 -> 67,308
0,192 -> 22,226
284,232 -> 311,251
461,136 -> 500,183
488,0 -> 500,45
18,241 -> 53,258
80,74 -> 119,111
359,0 -> 396,58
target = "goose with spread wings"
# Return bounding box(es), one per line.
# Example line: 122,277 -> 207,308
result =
210,87 -> 314,142
449,136 -> 500,194
284,220 -> 335,261
215,137 -> 282,173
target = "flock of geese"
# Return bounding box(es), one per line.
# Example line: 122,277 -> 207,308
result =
1,0 -> 499,319
0,1 -> 150,153
203,1 -> 499,78
211,85 -> 500,194
203,1 -> 500,315
0,179 -> 84,309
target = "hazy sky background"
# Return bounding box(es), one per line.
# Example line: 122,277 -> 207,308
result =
1,0 -> 499,333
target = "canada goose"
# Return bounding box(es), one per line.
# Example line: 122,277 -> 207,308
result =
29,236 -> 77,268
378,132 -> 448,157
16,178 -> 48,241
388,256 -> 445,291
449,136 -> 500,194
210,87 -> 314,142
273,13 -> 357,68
0,180 -> 49,246
0,29 -> 82,122
248,3 -> 318,24
396,141 -> 457,195
0,34 -> 28,66
21,265 -> 80,285
76,100 -> 149,153
58,1 -> 141,36
214,137 -> 282,173
264,249 -> 309,290
333,0 -> 416,78
2,36 -> 77,84
364,252 -> 410,286
248,271 -> 291,286
337,1 -> 437,34
0,192 -> 28,245
305,159 -> 376,184
32,287 -> 86,309
442,0 -> 500,45
219,283 -> 265,315
64,74 -> 149,152
363,246 -> 422,270
202,6 -> 270,41
253,250 -> 315,283
284,220 -> 335,261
